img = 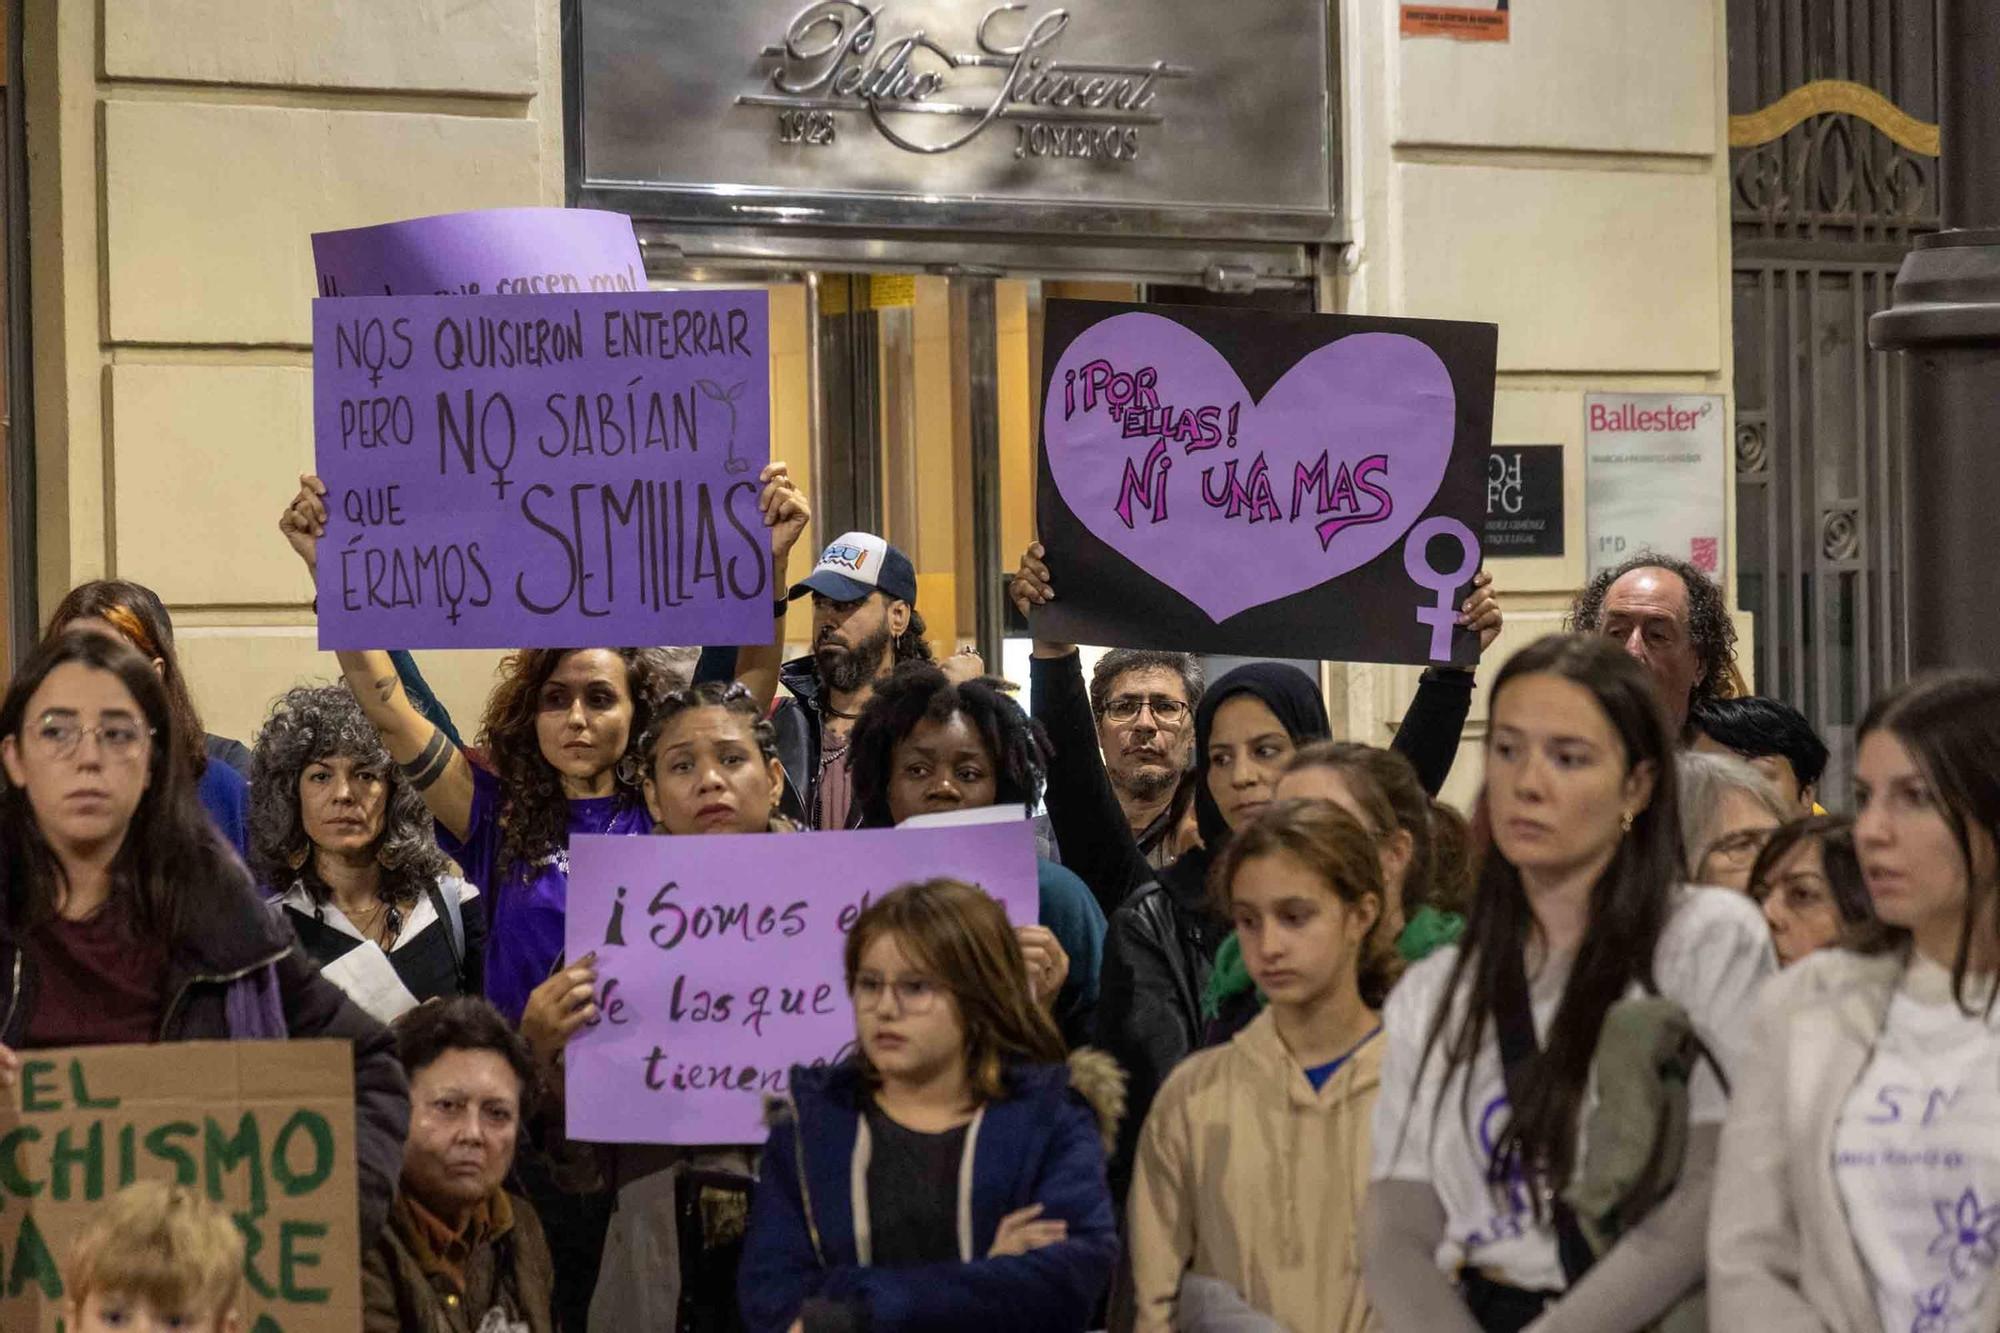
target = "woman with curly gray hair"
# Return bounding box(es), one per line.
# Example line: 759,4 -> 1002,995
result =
251,684 -> 483,1023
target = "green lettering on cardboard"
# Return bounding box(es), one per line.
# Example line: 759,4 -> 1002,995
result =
143,1121 -> 199,1187
115,1123 -> 136,1190
278,1219 -> 330,1303
0,1125 -> 43,1198
233,1211 -> 277,1301
270,1111 -> 334,1197
68,1059 -> 117,1111
48,1122 -> 104,1202
19,1060 -> 58,1113
249,1317 -> 283,1333
8,1212 -> 62,1299
204,1114 -> 266,1215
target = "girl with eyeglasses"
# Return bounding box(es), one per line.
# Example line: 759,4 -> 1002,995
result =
1713,672 -> 2000,1329
738,878 -> 1121,1333
44,579 -> 253,859
0,629 -> 409,1241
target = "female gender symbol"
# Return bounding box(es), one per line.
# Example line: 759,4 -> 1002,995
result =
1403,516 -> 1481,662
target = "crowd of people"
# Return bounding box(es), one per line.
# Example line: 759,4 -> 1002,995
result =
1,460 -> 1992,1333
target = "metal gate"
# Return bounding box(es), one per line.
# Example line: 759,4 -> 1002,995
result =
1727,0 -> 1940,799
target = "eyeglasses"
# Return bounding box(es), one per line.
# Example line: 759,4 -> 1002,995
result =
1702,826 -> 1774,875
1103,695 -> 1190,725
851,972 -> 943,1015
26,715 -> 154,762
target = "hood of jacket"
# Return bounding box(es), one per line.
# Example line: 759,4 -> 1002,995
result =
1230,1007 -> 1382,1111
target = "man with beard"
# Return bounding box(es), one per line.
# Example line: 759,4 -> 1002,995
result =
772,531 -> 933,828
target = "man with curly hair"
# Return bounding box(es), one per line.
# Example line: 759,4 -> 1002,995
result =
1568,552 -> 1740,735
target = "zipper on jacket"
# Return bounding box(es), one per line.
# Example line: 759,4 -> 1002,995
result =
158,946 -> 290,1039
788,1100 -> 826,1267
0,950 -> 20,1041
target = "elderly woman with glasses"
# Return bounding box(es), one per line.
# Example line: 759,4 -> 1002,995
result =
1678,749 -> 1793,893
250,684 -> 483,1024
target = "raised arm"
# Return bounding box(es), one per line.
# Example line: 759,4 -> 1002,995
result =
280,474 -> 477,840
732,462 -> 812,714
1014,543 -> 1157,914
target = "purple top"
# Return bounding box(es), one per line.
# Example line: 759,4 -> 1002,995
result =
439,764 -> 650,1025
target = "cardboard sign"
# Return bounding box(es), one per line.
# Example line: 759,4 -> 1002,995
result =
0,1041 -> 360,1333
311,289 -> 774,650
312,207 -> 644,298
1584,392 -> 1727,580
1485,444 -> 1566,558
1032,300 -> 1496,665
563,823 -> 1041,1146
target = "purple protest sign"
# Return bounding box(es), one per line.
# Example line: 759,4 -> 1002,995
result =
1032,300 -> 1496,665
311,289 -> 772,650
312,207 -> 644,298
562,822 -> 1041,1145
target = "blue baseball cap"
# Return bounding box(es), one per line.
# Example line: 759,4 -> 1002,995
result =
788,531 -> 919,606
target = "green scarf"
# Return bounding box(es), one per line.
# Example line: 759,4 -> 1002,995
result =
1198,906 -> 1467,1020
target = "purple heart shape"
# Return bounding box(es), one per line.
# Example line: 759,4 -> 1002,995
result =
1045,314 -> 1457,623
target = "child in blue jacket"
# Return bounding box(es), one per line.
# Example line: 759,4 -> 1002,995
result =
738,877 -> 1124,1333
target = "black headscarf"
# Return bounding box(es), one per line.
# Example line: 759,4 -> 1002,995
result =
1162,662 -> 1333,907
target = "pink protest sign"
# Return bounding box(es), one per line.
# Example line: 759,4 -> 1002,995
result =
1032,300 -> 1497,665
312,207 -> 644,297
562,822 -> 1041,1145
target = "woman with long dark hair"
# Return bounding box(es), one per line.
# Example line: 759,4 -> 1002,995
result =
1744,813 -> 1872,968
1712,672 -> 2000,1328
1364,634 -> 1773,1332
250,684 -> 482,1021
45,579 -> 251,856
0,630 -> 408,1240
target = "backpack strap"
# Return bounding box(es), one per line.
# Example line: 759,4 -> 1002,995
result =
427,879 -> 466,990
1493,944 -> 1599,1289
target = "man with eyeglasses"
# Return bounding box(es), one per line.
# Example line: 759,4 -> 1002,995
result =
1084,651 -> 1204,869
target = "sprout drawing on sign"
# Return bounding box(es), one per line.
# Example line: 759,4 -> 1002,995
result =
696,378 -> 753,474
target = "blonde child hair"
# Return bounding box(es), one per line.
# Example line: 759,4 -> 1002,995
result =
65,1181 -> 244,1326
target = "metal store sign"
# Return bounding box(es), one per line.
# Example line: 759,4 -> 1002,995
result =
575,1 -> 1338,240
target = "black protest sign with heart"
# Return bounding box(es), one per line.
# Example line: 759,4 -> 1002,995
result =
1032,300 -> 1498,665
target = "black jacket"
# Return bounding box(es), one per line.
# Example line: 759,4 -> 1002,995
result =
0,861 -> 410,1242
1057,659 -> 1474,1203
768,655 -> 867,831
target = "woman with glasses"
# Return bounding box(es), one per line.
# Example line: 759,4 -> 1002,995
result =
738,878 -> 1122,1333
1744,814 -> 1873,967
249,685 -> 483,1023
44,579 -> 252,858
1678,750 -> 1790,892
0,629 -> 409,1241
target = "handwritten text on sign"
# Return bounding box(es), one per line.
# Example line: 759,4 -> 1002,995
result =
563,823 -> 1039,1146
1039,308 -> 1486,661
312,206 -> 645,298
311,289 -> 773,650
0,1041 -> 361,1333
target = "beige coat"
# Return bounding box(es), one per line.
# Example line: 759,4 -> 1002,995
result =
1709,946 -> 2000,1331
1127,1009 -> 1381,1333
